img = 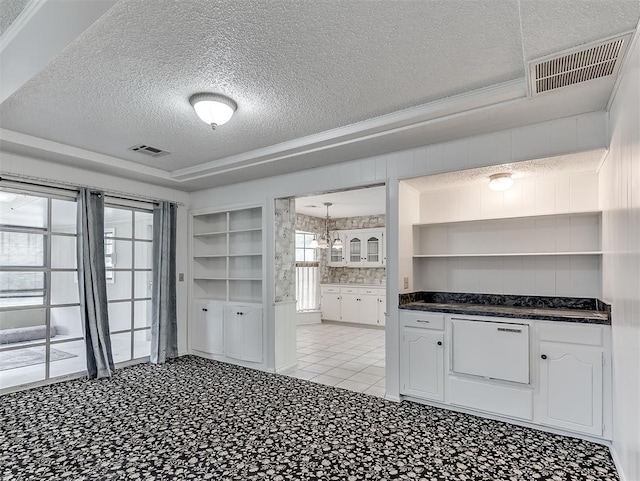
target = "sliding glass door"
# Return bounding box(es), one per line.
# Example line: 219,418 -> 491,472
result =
0,191 -> 84,389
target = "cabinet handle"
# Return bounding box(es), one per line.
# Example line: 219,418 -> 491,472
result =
417,320 -> 430,323
541,354 -> 547,360
497,327 -> 522,333
437,341 -> 442,346
202,308 -> 208,312
237,311 -> 244,316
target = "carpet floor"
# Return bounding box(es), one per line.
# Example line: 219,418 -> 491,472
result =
0,356 -> 618,480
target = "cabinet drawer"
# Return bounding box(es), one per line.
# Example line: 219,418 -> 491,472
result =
400,311 -> 445,330
341,287 -> 359,294
538,323 -> 603,346
359,287 -> 384,296
321,286 -> 340,294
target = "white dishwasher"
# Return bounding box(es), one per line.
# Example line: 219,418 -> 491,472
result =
451,318 -> 530,384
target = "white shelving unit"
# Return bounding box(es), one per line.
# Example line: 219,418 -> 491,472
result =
190,206 -> 265,366
412,212 -> 602,297
192,207 -> 263,303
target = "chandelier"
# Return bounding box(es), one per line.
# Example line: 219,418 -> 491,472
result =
310,202 -> 342,249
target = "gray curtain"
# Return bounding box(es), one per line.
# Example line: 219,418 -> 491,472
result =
151,201 -> 178,364
77,188 -> 114,379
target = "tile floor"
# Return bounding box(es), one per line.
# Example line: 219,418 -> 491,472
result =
280,323 -> 386,397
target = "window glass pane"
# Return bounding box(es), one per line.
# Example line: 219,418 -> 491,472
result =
104,208 -> 132,238
134,211 -> 153,240
134,241 -> 152,269
134,271 -> 152,299
108,301 -> 131,332
0,232 -> 45,267
0,307 -> 47,346
110,332 -> 131,363
0,347 -> 46,388
295,248 -> 305,262
295,233 -> 305,247
51,199 -> 77,234
134,300 -> 151,328
0,271 -> 45,307
50,271 -> 79,305
51,235 -> 77,269
50,306 -> 83,340
304,234 -> 314,248
134,329 -> 151,358
49,340 -> 86,378
105,240 -> 132,269
0,194 -> 47,229
305,248 -> 316,262
107,271 -> 131,301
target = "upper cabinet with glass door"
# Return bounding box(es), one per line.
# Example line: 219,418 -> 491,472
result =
330,229 -> 385,268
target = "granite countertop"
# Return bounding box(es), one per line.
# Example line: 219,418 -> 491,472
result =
399,292 -> 611,325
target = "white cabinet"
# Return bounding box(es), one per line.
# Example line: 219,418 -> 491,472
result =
191,300 -> 224,355
400,315 -> 444,401
326,228 -> 385,268
538,342 -> 603,436
224,305 -> 263,363
320,286 -> 341,321
321,285 -> 386,325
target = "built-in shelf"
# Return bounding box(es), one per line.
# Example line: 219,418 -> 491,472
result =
413,210 -> 601,228
191,206 -> 263,303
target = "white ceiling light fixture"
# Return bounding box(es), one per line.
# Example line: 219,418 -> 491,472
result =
189,93 -> 237,130
488,173 -> 514,191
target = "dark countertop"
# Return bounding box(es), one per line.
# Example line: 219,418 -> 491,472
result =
399,292 -> 611,325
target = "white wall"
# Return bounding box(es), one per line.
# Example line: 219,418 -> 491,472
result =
0,153 -> 191,355
398,182 -> 420,293
599,31 -> 640,481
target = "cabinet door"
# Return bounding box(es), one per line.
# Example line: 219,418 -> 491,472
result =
321,292 -> 341,321
191,301 -> 224,354
401,327 -> 444,401
347,235 -> 363,266
340,293 -> 360,323
539,342 -> 603,436
224,305 -> 263,363
363,231 -> 384,267
359,295 -> 378,325
377,296 -> 386,326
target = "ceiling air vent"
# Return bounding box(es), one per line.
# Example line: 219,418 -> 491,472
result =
128,144 -> 170,157
527,32 -> 632,98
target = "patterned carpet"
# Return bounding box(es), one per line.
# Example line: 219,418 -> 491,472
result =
0,356 -> 618,480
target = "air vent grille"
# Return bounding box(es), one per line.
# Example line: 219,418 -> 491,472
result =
528,33 -> 631,97
128,144 -> 170,157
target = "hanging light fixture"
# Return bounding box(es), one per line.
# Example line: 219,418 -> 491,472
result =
309,234 -> 319,249
313,202 -> 335,249
190,93 -> 237,130
332,231 -> 343,249
488,173 -> 514,191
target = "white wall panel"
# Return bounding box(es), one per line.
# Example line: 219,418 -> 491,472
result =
599,30 -> 640,481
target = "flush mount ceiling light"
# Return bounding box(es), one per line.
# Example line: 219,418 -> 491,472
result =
189,93 -> 237,130
488,173 -> 514,191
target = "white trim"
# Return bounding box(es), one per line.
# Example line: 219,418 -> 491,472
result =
171,79 -> 527,181
609,445 -> 629,481
607,26 -> 640,111
0,0 -> 46,53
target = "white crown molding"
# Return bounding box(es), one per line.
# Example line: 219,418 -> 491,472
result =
0,128 -> 174,181
171,78 -> 528,181
0,0 -> 46,53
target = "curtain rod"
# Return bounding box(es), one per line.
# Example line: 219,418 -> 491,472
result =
0,174 -> 185,206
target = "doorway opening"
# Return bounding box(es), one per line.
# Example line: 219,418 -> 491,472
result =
281,185 -> 387,397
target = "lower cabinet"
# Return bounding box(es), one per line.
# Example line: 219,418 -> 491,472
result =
401,326 -> 444,401
321,284 -> 386,325
224,305 -> 263,363
538,342 -> 603,436
191,300 -> 224,355
191,300 -> 263,364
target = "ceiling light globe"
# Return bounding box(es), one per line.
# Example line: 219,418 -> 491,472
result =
488,173 -> 514,191
190,93 -> 237,129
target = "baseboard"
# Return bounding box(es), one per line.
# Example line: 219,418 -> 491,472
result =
275,361 -> 297,373
297,310 -> 322,325
609,445 -> 627,481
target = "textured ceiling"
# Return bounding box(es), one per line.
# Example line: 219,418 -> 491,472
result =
403,149 -> 607,192
0,0 -> 638,188
295,185 -> 386,218
0,0 -> 29,37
